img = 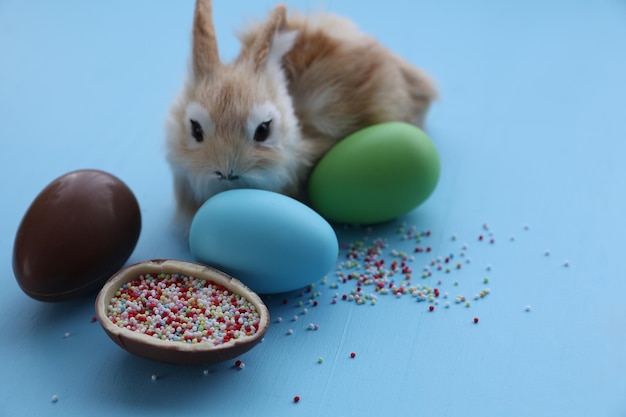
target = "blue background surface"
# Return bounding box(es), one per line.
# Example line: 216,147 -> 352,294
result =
1,1 -> 625,416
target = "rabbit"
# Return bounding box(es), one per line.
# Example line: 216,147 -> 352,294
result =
165,0 -> 437,229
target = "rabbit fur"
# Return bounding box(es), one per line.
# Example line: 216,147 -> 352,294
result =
165,0 -> 437,228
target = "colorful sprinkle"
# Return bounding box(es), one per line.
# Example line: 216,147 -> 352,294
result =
293,396 -> 300,403
106,273 -> 261,346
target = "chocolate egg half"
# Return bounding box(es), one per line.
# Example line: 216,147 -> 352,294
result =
13,169 -> 141,301
95,259 -> 270,365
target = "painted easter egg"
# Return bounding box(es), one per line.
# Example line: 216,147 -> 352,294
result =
13,169 -> 141,301
308,122 -> 440,224
189,189 -> 338,294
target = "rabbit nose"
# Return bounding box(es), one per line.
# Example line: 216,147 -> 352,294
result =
215,170 -> 240,181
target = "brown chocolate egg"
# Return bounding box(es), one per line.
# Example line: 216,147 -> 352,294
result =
95,259 -> 270,365
13,169 -> 141,301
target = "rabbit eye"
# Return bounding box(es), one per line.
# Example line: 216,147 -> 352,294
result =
253,120 -> 272,142
189,119 -> 204,142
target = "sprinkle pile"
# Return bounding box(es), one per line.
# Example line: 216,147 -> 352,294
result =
107,273 -> 261,346
331,225 -> 491,309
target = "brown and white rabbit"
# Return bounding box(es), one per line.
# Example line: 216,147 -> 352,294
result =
165,0 -> 437,228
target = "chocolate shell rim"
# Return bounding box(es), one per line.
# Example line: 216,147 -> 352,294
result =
95,259 -> 270,364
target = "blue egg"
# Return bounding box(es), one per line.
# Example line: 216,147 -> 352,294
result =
189,189 -> 338,294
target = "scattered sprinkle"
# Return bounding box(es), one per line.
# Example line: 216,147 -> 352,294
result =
473,317 -> 479,324
289,223 -> 563,343
235,360 -> 245,369
51,395 -> 58,403
525,305 -> 532,312
63,332 -> 70,338
151,374 -> 158,381
563,260 -> 570,267
350,352 -> 356,358
287,329 -> 293,335
317,357 -> 324,364
293,396 -> 300,403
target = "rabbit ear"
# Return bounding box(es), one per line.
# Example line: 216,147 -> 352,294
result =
192,0 -> 220,78
249,4 -> 297,72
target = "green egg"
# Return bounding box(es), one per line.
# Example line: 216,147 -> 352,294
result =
308,122 -> 440,224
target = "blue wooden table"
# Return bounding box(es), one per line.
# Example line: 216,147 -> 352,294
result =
1,1 -> 625,416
